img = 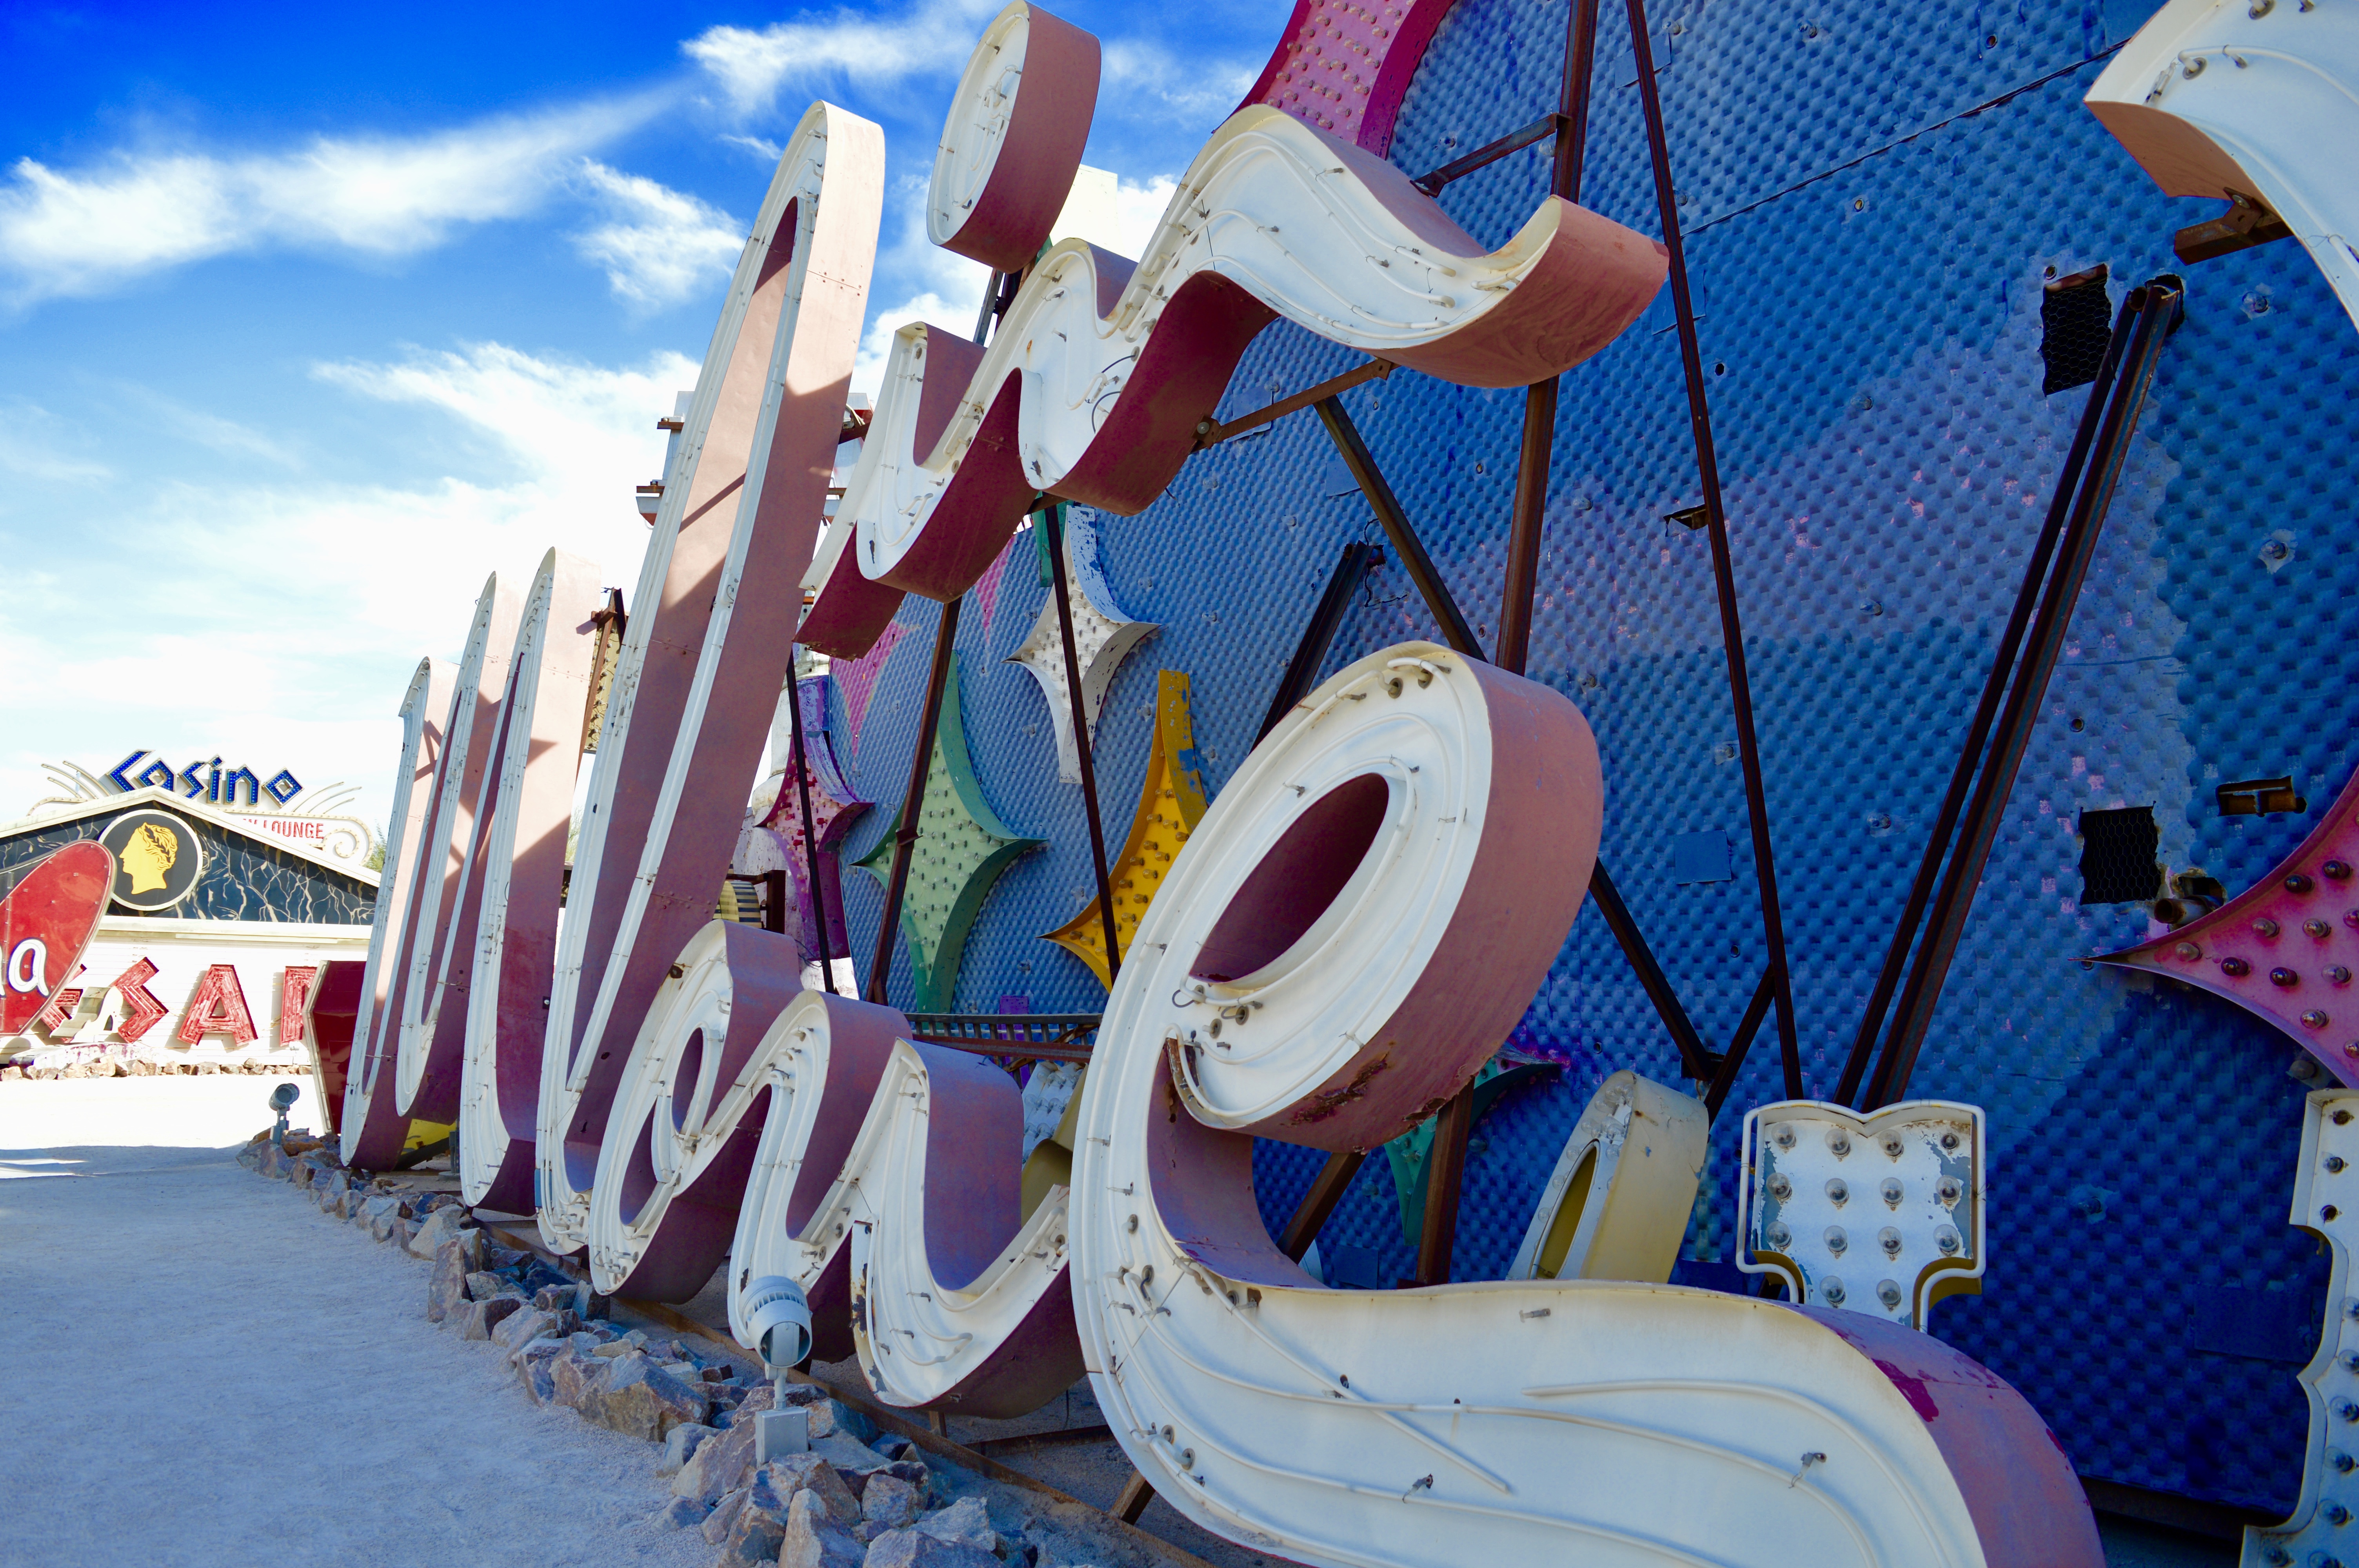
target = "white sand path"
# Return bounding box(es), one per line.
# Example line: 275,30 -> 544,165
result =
0,1078 -> 709,1568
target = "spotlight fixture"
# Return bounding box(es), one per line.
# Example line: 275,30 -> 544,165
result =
268,1082 -> 300,1148
744,1275 -> 812,1462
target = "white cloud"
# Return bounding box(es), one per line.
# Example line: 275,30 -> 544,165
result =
0,97 -> 660,306
1092,174 -> 1182,261
720,134 -> 783,165
571,159 -> 745,310
1100,41 -> 1261,123
855,289 -> 977,404
852,173 -> 992,401
0,402 -> 111,483
0,342 -> 691,825
682,0 -> 997,115
113,386 -> 299,468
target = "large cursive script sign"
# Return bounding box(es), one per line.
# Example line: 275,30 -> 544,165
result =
365,7 -> 2108,1563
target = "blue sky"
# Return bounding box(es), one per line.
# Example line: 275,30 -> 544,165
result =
0,0 -> 1285,831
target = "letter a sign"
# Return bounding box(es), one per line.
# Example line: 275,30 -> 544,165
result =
0,842 -> 112,1034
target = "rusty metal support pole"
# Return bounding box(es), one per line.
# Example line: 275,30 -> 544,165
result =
1314,396 -> 1483,659
1864,281 -> 2181,1109
1257,541 -> 1376,744
1829,294 -> 2137,1106
1626,0 -> 1804,1102
1315,389 -> 1482,1283
1041,502 -> 1125,986
1113,1470 -> 1155,1524
1414,1084 -> 1475,1285
1409,0 -> 1601,1286
1495,0 -> 1599,673
971,271 -> 1002,344
1588,861 -> 1716,1082
1703,963 -> 1781,1120
1278,1150 -> 1367,1262
866,599 -> 962,1006
786,659 -> 839,995
1496,381 -> 1559,672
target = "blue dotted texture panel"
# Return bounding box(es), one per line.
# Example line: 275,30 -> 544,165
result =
828,0 -> 2359,1514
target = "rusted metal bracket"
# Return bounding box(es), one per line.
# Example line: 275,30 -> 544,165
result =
723,870 -> 791,935
2174,189 -> 2294,265
903,1011 -> 1100,1065
1114,1471 -> 1156,1524
2219,775 -> 2307,817
1410,111 -> 1570,197
577,588 -> 627,758
1195,358 -> 1393,450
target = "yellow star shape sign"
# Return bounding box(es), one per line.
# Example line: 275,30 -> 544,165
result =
1042,670 -> 1211,988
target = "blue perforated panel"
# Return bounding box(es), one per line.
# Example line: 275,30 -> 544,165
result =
833,0 -> 2356,1514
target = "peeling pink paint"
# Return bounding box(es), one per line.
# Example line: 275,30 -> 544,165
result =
834,620 -> 909,764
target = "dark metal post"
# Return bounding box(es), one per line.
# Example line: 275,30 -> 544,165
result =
1317,391 -> 1483,1281
1042,503 -> 1126,985
1495,0 -> 1601,674
1703,964 -> 1781,1120
971,272 -> 1002,344
1865,281 -> 2181,1107
786,660 -> 838,994
1278,1150 -> 1367,1261
866,599 -> 962,1006
1627,0 -> 1805,1100
1257,541 -> 1375,743
1588,861 -> 1716,1082
1414,1084 -> 1475,1284
1314,396 -> 1484,659
1830,294 -> 2137,1104
1497,380 -> 1559,672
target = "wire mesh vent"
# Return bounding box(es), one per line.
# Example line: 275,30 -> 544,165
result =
2079,806 -> 2161,904
2040,265 -> 2112,395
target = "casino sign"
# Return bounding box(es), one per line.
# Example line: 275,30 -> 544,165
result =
0,768 -> 378,1074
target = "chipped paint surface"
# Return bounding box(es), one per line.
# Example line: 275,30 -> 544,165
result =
1737,1100 -> 1986,1329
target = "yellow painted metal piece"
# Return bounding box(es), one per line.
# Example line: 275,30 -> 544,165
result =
1020,1067 -> 1086,1222
404,1119 -> 455,1151
1508,1071 -> 1708,1284
1041,671 -> 1210,987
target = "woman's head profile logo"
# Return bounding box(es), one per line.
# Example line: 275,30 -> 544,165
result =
119,822 -> 178,895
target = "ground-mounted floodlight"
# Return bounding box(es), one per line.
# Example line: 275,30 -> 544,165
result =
268,1082 -> 300,1148
743,1275 -> 811,1461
